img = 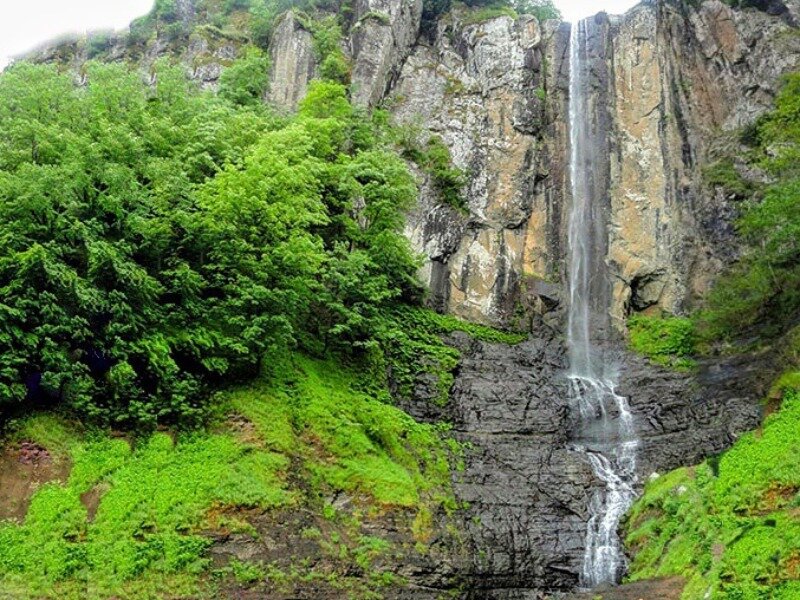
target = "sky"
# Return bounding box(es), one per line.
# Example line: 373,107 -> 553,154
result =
0,1 -> 154,69
0,0 -> 642,69
556,0 -> 640,22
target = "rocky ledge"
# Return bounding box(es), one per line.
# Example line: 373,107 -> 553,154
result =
400,324 -> 771,597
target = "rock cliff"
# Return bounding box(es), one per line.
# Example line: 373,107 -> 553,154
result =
397,329 -> 769,597
29,0 -> 799,331
259,0 -> 800,332
18,0 -> 800,597
602,0 -> 800,329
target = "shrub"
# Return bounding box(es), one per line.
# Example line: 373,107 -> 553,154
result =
219,46 -> 271,106
402,135 -> 467,211
628,313 -> 696,370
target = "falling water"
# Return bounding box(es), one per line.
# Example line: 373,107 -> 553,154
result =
567,19 -> 639,588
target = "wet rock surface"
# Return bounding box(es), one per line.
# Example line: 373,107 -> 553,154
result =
399,326 -> 770,597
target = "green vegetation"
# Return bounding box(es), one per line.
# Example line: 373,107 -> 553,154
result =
401,135 -> 468,211
0,353 -> 457,598
509,0 -> 560,21
218,46 -> 271,105
697,74 -> 800,342
460,4 -> 518,26
311,16 -> 350,84
374,306 -> 526,406
0,422 -> 290,598
423,0 -> 560,32
229,353 -> 458,509
624,378 -> 800,599
0,61 -> 420,426
628,313 -> 697,371
702,159 -> 758,200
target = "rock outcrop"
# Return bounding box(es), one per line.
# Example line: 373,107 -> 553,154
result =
350,0 -> 423,107
388,11 -> 568,325
266,12 -> 317,110
399,328 -> 769,597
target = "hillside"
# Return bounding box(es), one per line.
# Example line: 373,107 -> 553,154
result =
1,0 -> 800,598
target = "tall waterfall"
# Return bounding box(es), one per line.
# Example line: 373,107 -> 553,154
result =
567,19 -> 639,588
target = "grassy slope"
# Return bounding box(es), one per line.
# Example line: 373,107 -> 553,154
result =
0,353 -> 458,599
624,377 -> 800,599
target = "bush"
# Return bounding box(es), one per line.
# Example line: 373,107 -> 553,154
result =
86,32 -> 113,58
628,313 -> 696,370
513,0 -> 560,20
702,158 -> 757,199
219,46 -> 271,106
0,65 -> 420,426
402,135 -> 467,211
461,4 -> 518,25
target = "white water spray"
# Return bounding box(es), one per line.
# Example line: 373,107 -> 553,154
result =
567,19 -> 639,588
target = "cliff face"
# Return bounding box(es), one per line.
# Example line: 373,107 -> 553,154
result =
602,0 -> 800,329
265,4 -> 569,325
261,0 -> 800,332
31,1 -> 799,330
382,0 -> 800,330
396,329 -> 769,596
388,11 -> 565,324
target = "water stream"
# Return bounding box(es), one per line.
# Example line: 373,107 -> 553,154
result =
567,19 -> 639,588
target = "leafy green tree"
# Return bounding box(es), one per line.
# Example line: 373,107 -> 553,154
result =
219,46 -> 271,106
0,64 -> 421,426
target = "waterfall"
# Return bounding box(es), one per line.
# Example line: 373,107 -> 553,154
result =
567,19 -> 639,588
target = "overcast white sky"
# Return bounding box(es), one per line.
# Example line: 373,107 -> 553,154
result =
0,1 -> 154,69
0,0 -> 641,69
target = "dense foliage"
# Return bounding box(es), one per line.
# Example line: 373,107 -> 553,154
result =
624,375 -> 800,599
628,313 -> 696,371
698,73 -> 800,341
0,61 -> 420,426
131,0 -> 560,53
0,354 -> 457,598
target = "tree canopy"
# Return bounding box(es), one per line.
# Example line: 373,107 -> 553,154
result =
0,61 -> 420,426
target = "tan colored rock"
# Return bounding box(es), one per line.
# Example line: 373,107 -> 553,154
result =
266,12 -> 317,112
391,11 -> 566,325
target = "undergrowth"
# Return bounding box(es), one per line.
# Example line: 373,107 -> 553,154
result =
374,306 -> 526,406
628,313 -> 697,371
0,351 -> 460,599
624,378 -> 800,599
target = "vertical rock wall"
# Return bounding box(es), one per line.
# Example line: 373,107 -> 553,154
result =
266,12 -> 317,111
601,0 -> 800,328
388,10 -> 568,325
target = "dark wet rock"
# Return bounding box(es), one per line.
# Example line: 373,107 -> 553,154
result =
399,322 -> 771,598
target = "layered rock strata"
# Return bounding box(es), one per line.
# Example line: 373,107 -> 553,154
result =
399,330 -> 769,597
